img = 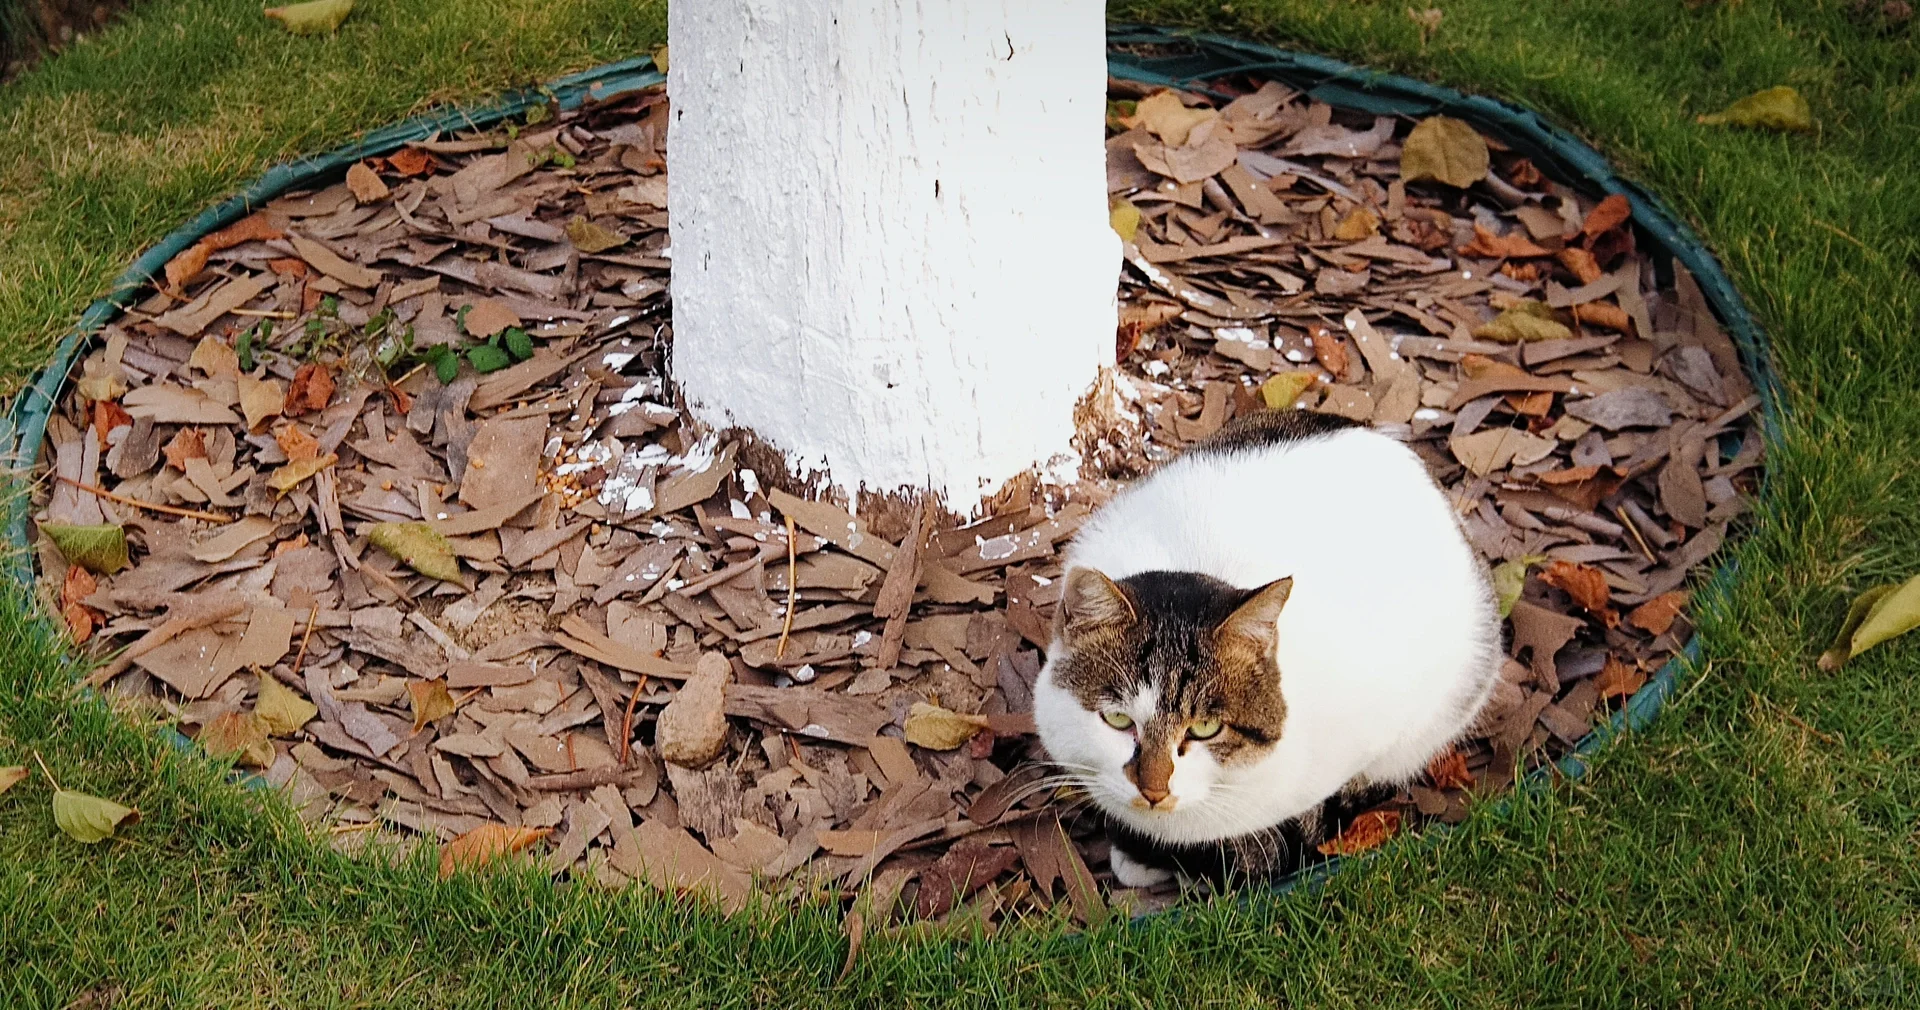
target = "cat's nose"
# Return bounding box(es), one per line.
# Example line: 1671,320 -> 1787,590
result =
1136,782 -> 1172,807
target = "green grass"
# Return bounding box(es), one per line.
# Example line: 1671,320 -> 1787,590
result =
3,0 -> 1919,1006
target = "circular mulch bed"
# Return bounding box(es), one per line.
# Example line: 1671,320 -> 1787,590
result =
20,43 -> 1760,927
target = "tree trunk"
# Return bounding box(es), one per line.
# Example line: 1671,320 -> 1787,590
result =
667,0 -> 1116,506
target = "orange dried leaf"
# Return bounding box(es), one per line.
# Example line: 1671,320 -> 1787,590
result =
408,678 -> 457,732
1426,748 -> 1474,790
1541,560 -> 1618,625
204,212 -> 285,251
1581,193 -> 1632,238
61,601 -> 96,644
388,147 -> 433,176
1309,325 -> 1350,378
1594,655 -> 1648,700
161,428 -> 208,470
1628,592 -> 1689,636
162,242 -> 213,294
284,363 -> 335,416
93,400 -> 132,449
1459,223 -> 1551,258
267,257 -> 309,279
1317,808 -> 1402,857
439,824 -> 553,878
1557,247 -> 1603,284
274,424 -> 321,463
1537,465 -> 1626,512
1572,301 -> 1633,333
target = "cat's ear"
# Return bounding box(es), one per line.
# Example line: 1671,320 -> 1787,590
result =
1059,568 -> 1136,640
1217,577 -> 1293,648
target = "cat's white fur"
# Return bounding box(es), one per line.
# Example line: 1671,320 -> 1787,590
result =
1034,425 -> 1503,847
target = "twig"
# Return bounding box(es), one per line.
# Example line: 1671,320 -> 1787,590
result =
619,674 -> 649,766
776,515 -> 799,660
526,765 -> 655,792
290,605 -> 320,677
32,752 -> 61,792
55,475 -> 230,523
1615,505 -> 1658,563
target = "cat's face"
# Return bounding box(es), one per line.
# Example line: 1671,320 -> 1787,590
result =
1033,568 -> 1292,844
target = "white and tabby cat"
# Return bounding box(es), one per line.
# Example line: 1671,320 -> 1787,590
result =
1033,410 -> 1503,885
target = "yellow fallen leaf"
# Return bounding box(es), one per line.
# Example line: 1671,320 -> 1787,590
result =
904,702 -> 989,751
1260,371 -> 1317,410
368,522 -> 463,583
1490,554 -> 1547,618
264,0 -> 354,35
0,765 -> 26,796
199,711 -> 275,768
1400,116 -> 1489,188
1820,574 -> 1920,671
255,675 -> 318,735
439,823 -> 553,878
1332,208 -> 1380,241
1698,86 -> 1814,133
408,679 -> 457,732
1473,301 -> 1573,343
651,44 -> 669,73
53,789 -> 139,844
267,452 -> 337,495
1109,198 -> 1141,243
42,524 -> 129,575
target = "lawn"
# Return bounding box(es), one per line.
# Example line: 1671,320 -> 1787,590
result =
3,0 -> 1918,1006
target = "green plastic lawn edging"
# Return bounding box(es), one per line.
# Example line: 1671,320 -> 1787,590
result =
0,27 -> 1779,905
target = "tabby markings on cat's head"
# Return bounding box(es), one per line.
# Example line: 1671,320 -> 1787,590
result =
1039,567 -> 1291,834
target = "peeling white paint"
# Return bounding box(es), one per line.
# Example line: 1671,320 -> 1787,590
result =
668,0 -> 1116,503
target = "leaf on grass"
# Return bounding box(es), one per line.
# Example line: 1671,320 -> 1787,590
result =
1698,86 -> 1814,133
1490,554 -> 1545,618
368,522 -> 463,582
1317,808 -> 1401,857
0,766 -> 27,797
1819,575 -> 1920,672
1473,301 -> 1573,343
345,161 -> 390,202
904,702 -> 990,751
264,0 -> 354,35
53,789 -> 139,844
267,453 -> 337,495
43,524 -> 129,575
1109,199 -> 1141,242
1260,371 -> 1317,410
565,216 -> 627,254
199,711 -> 274,768
1400,116 -> 1488,188
439,823 -> 552,878
255,676 -> 318,735
408,679 -> 458,732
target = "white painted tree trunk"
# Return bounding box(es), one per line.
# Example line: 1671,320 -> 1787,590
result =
667,0 -> 1116,505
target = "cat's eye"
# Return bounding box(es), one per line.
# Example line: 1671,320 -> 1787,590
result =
1187,718 -> 1225,740
1100,710 -> 1134,730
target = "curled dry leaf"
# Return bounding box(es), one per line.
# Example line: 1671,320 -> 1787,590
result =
0,765 -> 27,796
1459,223 -> 1552,259
439,823 -> 553,878
345,161 -> 390,203
1400,116 -> 1488,188
1130,90 -> 1217,147
274,423 -> 321,462
267,452 -> 337,495
565,216 -> 627,254
1473,301 -> 1573,343
1317,808 -> 1402,857
53,789 -> 140,844
162,427 -> 207,470
1594,655 -> 1648,700
1581,194 -> 1633,239
1489,554 -> 1545,619
1628,592 -> 1689,637
904,702 -> 990,751
61,565 -> 99,644
368,522 -> 463,583
1261,371 -> 1317,409
1425,748 -> 1474,791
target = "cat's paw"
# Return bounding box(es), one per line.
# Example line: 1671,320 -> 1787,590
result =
1109,845 -> 1174,888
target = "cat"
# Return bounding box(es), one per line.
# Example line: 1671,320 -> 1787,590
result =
1033,410 -> 1504,886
